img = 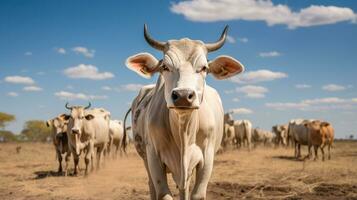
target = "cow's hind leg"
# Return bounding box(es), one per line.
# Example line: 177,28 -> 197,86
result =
191,146 -> 214,200
328,144 -> 331,160
147,149 -> 172,200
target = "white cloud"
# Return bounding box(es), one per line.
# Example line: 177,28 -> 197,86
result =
7,92 -> 18,97
72,46 -> 95,58
55,47 -> 66,54
259,51 -> 281,57
322,84 -> 346,91
236,85 -> 268,98
232,98 -> 240,102
170,0 -> 357,29
4,76 -> 35,85
54,91 -> 107,100
226,35 -> 236,43
224,90 -> 235,94
102,86 -> 112,91
37,72 -> 45,75
63,64 -> 114,80
295,84 -> 311,89
23,86 -> 43,92
266,97 -> 357,111
24,51 -> 32,56
229,108 -> 253,115
118,84 -> 145,92
238,37 -> 249,43
231,69 -> 287,84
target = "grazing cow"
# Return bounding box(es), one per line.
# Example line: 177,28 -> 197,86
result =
233,120 -> 252,150
252,128 -> 274,147
272,124 -> 288,147
124,25 -> 244,200
305,120 -> 334,161
46,114 -> 71,175
107,120 -> 125,158
65,103 -> 110,175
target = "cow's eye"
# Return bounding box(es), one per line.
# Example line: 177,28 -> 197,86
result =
197,66 -> 208,73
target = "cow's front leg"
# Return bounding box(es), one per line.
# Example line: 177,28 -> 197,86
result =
191,145 -> 214,200
147,147 -> 172,200
73,154 -> 80,175
56,149 -> 63,173
64,151 -> 71,176
84,141 -> 94,176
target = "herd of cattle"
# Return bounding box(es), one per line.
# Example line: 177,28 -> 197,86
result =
222,112 -> 335,161
45,25 -> 335,200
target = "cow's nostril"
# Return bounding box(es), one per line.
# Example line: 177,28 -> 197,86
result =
188,93 -> 194,100
172,91 -> 179,101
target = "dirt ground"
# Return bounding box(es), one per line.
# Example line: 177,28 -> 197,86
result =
0,141 -> 356,200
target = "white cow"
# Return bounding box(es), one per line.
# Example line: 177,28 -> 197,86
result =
287,119 -> 312,158
233,120 -> 252,150
124,25 -> 244,200
65,103 -> 110,175
46,114 -> 71,175
107,120 -> 125,158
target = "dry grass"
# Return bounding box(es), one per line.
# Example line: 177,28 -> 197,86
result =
0,141 -> 356,199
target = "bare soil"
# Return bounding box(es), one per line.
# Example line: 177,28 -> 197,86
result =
0,141 -> 356,199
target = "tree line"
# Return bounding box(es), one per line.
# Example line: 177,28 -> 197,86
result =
0,112 -> 51,142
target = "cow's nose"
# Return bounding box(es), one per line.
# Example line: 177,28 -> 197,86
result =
171,89 -> 196,108
72,129 -> 79,134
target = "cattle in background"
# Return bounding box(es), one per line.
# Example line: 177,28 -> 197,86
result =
272,124 -> 288,147
305,120 -> 334,161
252,128 -> 274,147
233,120 -> 252,150
221,112 -> 235,149
288,119 -> 316,158
107,119 -> 125,158
125,25 -> 244,200
65,103 -> 110,175
46,114 -> 71,175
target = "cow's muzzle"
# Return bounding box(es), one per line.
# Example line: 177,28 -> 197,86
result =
170,89 -> 198,109
71,129 -> 80,135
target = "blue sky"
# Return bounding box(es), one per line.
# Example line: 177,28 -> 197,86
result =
1,0 -> 356,138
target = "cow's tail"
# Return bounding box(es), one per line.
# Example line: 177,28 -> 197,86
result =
122,107 -> 131,154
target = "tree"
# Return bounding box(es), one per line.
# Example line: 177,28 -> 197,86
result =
0,112 -> 15,130
21,120 -> 51,142
0,130 -> 18,142
350,134 -> 354,140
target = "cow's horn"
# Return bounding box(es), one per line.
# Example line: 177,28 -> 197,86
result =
144,24 -> 166,51
205,25 -> 229,52
65,102 -> 72,110
84,102 -> 91,110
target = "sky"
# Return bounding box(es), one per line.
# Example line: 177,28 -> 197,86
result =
0,0 -> 356,138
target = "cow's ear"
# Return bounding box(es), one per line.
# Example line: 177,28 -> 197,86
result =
208,56 -> 244,80
60,114 -> 70,121
321,122 -> 330,127
126,52 -> 160,79
46,120 -> 52,127
85,114 -> 95,121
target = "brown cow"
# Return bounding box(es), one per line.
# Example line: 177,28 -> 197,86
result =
305,120 -> 334,161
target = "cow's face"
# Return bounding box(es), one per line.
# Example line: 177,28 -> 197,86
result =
46,114 -> 70,135
126,25 -> 244,110
67,107 -> 94,136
